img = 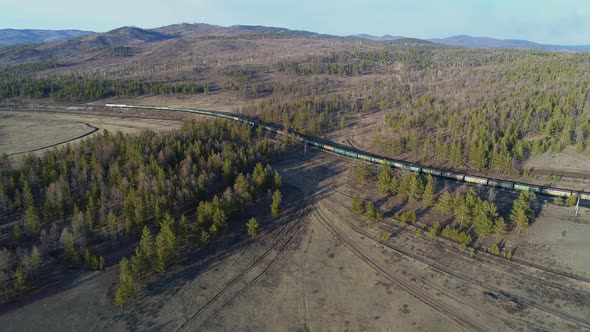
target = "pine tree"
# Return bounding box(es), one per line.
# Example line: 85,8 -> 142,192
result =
422,175 -> 435,207
13,267 -> 28,292
60,228 -> 79,267
246,217 -> 259,239
511,191 -> 533,235
132,226 -> 154,276
13,225 -> 22,241
114,257 -> 134,307
435,191 -> 453,215
106,211 -> 119,241
273,171 -> 282,190
400,171 -> 423,203
493,217 -> 507,240
351,195 -> 365,216
474,204 -> 494,238
178,215 -> 190,241
376,163 -> 393,195
354,160 -> 367,185
365,202 -> 382,222
454,194 -> 469,228
565,195 -> 577,207
24,205 -> 41,236
271,189 -> 282,219
155,219 -> 176,273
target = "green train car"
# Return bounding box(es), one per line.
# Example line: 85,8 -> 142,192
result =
422,168 -> 442,176
514,183 -> 541,193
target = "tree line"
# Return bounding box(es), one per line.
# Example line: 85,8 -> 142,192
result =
0,119 -> 284,302
0,74 -> 208,101
351,163 -> 535,254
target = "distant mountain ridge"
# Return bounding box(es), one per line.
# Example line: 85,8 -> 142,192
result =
351,33 -> 590,52
0,29 -> 94,47
351,34 -> 406,41
426,35 -> 588,52
1,24 -> 589,53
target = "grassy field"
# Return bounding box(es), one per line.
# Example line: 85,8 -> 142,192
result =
0,109 -> 183,158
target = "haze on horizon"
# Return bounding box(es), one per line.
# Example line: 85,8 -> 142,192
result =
1,0 -> 590,45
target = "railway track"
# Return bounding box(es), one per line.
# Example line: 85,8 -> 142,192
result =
175,188 -> 314,331
6,106 -> 187,123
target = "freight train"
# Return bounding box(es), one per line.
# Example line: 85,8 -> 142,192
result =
105,104 -> 590,201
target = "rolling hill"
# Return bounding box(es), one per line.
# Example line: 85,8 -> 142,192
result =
0,29 -> 94,47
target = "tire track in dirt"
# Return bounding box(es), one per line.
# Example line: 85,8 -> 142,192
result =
319,193 -> 590,330
311,199 -> 488,332
174,191 -> 314,332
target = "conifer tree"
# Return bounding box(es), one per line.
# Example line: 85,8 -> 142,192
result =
114,257 -> 134,307
376,163 -> 393,195
511,191 -> 533,235
351,195 -> 365,216
155,219 -> 176,273
271,190 -> 282,218
422,174 -> 435,207
246,217 -> 259,239
24,205 -> 41,236
436,191 -> 453,215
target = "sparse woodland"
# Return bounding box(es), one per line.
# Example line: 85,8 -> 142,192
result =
1,31 -> 589,305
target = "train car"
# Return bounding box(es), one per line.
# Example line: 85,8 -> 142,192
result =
389,161 -> 405,169
358,154 -> 372,162
541,187 -> 572,198
334,148 -> 346,155
441,171 -> 465,181
408,165 -> 422,173
488,179 -> 514,190
422,168 -> 442,176
372,157 -> 386,164
324,145 -> 335,152
345,151 -> 358,158
464,175 -> 488,186
514,183 -> 541,193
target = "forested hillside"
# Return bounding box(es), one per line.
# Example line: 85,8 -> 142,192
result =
2,30 -> 589,177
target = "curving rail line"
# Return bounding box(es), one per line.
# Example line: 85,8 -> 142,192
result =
105,104 -> 590,201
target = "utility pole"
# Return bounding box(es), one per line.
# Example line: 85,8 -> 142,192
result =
575,194 -> 580,217
304,140 -> 307,158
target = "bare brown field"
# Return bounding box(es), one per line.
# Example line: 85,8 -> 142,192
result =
0,109 -> 183,158
1,147 -> 589,331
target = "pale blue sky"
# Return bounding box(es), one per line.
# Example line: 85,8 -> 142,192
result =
2,0 -> 589,44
